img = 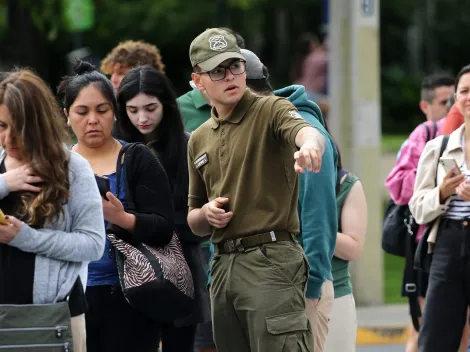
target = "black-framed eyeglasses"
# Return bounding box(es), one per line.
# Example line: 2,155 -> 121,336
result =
197,60 -> 246,81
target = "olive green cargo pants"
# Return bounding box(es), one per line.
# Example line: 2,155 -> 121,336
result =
210,240 -> 313,352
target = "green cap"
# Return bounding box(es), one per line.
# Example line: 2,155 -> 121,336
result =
190,28 -> 244,71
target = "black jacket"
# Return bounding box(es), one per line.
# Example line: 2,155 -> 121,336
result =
110,143 -> 174,247
149,136 -> 211,327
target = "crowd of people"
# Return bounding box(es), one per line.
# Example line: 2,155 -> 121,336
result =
386,67 -> 470,352
0,27 -> 369,352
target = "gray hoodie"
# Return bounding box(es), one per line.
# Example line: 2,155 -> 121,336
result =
0,151 -> 105,304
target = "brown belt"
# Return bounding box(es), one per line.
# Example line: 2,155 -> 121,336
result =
217,230 -> 295,254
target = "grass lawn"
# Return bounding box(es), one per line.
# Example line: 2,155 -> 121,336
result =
381,197 -> 408,304
382,134 -> 408,155
384,253 -> 407,304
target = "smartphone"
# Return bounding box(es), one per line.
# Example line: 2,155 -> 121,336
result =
439,157 -> 462,175
95,175 -> 110,200
0,209 -> 10,225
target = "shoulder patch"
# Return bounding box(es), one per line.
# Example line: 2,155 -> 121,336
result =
194,152 -> 209,169
288,110 -> 303,119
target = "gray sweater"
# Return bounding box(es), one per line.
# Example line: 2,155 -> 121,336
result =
0,151 -> 105,304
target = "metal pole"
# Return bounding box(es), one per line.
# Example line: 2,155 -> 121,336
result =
329,0 -> 383,306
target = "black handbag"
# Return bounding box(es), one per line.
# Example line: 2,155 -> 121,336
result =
107,143 -> 195,323
382,122 -> 437,257
382,200 -> 418,257
414,135 -> 449,273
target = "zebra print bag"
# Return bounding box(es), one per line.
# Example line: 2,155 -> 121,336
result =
107,143 -> 195,323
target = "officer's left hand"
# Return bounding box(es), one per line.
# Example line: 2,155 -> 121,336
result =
294,143 -> 322,174
0,215 -> 22,244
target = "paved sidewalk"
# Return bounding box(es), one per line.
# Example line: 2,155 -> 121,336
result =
356,304 -> 409,345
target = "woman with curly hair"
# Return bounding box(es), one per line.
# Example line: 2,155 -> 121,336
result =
0,69 -> 106,351
101,40 -> 166,92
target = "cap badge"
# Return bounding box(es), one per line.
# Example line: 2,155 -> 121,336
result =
209,35 -> 227,51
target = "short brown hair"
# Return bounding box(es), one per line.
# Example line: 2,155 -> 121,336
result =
100,40 -> 165,75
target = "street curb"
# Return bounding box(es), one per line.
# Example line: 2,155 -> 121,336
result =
356,327 -> 409,345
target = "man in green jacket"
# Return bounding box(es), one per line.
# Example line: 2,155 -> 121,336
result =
243,48 -> 338,352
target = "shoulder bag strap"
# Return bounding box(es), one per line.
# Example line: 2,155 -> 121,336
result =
406,134 -> 449,332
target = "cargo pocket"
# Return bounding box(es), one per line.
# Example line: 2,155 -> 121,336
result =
266,311 -> 312,352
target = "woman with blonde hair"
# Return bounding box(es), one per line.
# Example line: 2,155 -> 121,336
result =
0,69 -> 106,351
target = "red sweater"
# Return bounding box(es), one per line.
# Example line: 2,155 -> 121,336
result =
442,104 -> 464,135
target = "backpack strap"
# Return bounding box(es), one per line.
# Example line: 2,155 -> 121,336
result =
425,124 -> 431,142
406,134 -> 449,333
424,121 -> 438,143
439,135 -> 449,158
431,121 -> 438,140
435,135 -> 449,186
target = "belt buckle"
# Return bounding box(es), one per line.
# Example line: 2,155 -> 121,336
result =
405,283 -> 417,293
224,240 -> 235,253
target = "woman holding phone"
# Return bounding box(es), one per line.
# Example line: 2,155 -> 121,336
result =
57,60 -> 174,352
410,64 -> 470,351
0,69 -> 105,351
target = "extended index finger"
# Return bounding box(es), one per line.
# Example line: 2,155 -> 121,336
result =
309,149 -> 322,172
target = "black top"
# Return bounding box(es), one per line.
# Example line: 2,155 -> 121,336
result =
113,143 -> 174,246
148,136 -> 211,326
0,162 -> 35,304
0,162 -> 86,316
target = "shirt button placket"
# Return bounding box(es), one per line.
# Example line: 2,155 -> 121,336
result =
220,124 -> 227,163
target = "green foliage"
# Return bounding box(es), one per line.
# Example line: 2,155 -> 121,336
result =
382,134 -> 407,154
384,253 -> 406,304
381,65 -> 422,135
18,0 -> 60,40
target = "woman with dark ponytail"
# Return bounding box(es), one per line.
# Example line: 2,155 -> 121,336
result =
58,61 -> 174,352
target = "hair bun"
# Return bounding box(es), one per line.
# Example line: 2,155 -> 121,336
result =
73,60 -> 96,75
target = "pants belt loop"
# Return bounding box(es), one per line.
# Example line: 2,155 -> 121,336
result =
290,232 -> 296,242
269,231 -> 276,242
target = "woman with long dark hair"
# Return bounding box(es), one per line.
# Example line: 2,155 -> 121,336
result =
58,61 -> 174,352
115,65 -> 210,352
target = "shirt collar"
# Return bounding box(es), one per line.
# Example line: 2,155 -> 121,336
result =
190,89 -> 210,109
209,88 -> 257,129
447,124 -> 465,152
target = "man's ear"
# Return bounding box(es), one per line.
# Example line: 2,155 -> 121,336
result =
191,72 -> 205,92
419,100 -> 429,116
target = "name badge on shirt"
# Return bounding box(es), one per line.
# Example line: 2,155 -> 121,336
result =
288,110 -> 303,119
194,153 -> 209,169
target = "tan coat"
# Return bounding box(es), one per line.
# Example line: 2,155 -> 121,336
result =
409,124 -> 466,245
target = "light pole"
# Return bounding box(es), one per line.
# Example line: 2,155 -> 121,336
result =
329,0 -> 383,306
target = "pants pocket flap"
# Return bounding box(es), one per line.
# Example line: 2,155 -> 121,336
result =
266,311 -> 309,335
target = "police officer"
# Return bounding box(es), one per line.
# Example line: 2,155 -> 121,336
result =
187,28 -> 326,352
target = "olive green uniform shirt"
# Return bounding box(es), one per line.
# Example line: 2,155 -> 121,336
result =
187,88 -> 312,244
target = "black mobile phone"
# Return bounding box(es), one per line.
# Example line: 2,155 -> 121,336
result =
95,175 -> 110,200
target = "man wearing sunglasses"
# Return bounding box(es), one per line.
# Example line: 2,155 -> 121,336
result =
186,28 -> 327,352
